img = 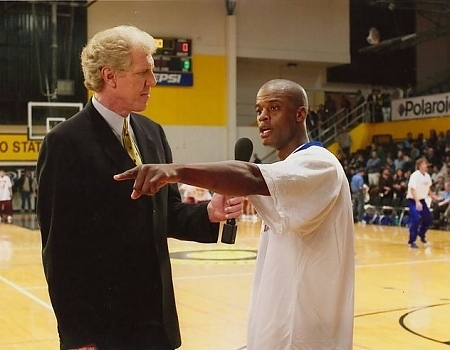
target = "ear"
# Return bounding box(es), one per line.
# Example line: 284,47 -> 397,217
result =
296,106 -> 308,123
100,67 -> 117,88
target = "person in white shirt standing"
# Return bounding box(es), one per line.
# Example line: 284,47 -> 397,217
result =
406,157 -> 437,248
115,78 -> 355,350
0,170 -> 13,223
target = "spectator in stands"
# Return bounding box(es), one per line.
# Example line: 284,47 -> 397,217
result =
373,89 -> 383,123
337,149 -> 349,166
406,158 -> 438,248
430,165 -> 442,183
380,87 -> 391,122
342,160 -> 354,184
350,151 -> 365,171
366,150 -> 382,187
405,83 -> 415,98
385,154 -> 395,175
409,142 -> 421,163
316,104 -> 326,130
445,129 -> 450,146
416,133 -> 427,153
394,150 -> 406,172
432,174 -> 445,196
366,89 -> 377,123
336,126 -> 352,159
373,142 -> 386,165
392,168 -> 407,200
437,131 -> 446,149
432,181 -> 450,225
427,129 -> 438,149
378,167 -> 394,199
391,86 -> 404,100
404,168 -> 412,182
402,154 -> 414,174
426,147 -> 440,168
351,168 -> 366,224
441,155 -> 450,178
400,132 -> 414,153
435,139 -> 446,162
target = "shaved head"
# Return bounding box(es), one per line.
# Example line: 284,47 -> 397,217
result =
258,79 -> 308,110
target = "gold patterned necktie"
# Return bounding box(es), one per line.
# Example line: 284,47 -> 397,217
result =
121,118 -> 142,165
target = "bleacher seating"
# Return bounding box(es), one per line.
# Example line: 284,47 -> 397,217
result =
363,196 -> 409,227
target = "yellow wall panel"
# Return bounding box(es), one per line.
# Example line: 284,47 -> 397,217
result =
145,54 -> 227,126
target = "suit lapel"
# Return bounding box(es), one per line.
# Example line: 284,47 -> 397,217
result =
130,115 -> 159,165
86,99 -> 161,169
85,100 -> 136,170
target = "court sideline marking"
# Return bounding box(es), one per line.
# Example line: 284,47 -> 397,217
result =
0,273 -> 52,311
0,256 -> 449,311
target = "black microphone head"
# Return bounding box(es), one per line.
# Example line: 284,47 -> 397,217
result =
234,137 -> 254,161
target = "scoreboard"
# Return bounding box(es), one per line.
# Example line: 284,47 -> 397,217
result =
153,37 -> 193,86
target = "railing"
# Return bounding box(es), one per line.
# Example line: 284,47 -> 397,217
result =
309,102 -> 368,147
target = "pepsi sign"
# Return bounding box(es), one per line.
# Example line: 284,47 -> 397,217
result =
155,73 -> 193,86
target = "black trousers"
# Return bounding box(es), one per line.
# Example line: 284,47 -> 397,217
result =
62,325 -> 174,350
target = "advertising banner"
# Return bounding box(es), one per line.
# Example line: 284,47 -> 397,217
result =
0,134 -> 42,162
391,92 -> 450,121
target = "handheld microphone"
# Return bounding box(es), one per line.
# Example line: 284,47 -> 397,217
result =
221,137 -> 254,244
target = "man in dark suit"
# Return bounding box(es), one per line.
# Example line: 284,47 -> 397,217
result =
36,25 -> 243,350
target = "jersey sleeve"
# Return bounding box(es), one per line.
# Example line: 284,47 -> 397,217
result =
253,148 -> 345,236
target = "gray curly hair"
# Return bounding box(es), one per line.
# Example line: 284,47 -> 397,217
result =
81,25 -> 157,92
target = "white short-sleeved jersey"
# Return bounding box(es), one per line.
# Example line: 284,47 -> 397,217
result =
247,144 -> 354,350
0,175 -> 12,201
406,170 -> 432,200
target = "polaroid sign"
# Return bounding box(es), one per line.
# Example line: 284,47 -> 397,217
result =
391,92 -> 450,120
155,73 -> 193,86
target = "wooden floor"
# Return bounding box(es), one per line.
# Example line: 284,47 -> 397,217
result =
1,213 -> 450,350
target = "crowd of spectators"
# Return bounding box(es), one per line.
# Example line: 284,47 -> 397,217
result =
339,128 -> 450,229
307,84 -> 418,136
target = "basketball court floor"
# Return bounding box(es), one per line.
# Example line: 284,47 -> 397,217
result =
1,214 -> 450,349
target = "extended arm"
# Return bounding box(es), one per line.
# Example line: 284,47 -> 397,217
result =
114,160 -> 270,199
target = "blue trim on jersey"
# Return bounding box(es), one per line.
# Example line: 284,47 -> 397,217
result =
294,141 -> 324,153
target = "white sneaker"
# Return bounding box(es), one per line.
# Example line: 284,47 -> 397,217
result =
6,216 -> 12,224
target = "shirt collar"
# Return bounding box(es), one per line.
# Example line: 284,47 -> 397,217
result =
92,96 -> 130,137
293,141 -> 324,154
